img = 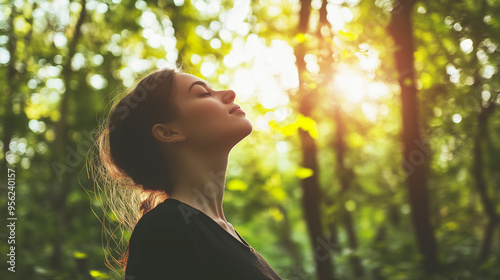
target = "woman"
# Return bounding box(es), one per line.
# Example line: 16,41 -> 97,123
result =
95,67 -> 283,280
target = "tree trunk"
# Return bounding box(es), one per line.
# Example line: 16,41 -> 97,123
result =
50,0 -> 87,270
276,205 -> 303,268
297,127 -> 335,280
387,1 -> 438,273
1,5 -> 18,177
332,103 -> 364,278
372,225 -> 387,280
292,1 -> 335,278
75,256 -> 96,280
473,104 -> 498,262
468,7 -> 499,261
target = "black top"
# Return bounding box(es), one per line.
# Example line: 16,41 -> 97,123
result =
125,198 -> 283,280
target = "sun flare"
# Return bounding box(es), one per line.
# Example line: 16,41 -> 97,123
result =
332,65 -> 370,103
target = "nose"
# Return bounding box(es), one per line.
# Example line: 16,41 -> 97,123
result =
222,89 -> 236,103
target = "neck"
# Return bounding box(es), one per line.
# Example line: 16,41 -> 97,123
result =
166,146 -> 230,223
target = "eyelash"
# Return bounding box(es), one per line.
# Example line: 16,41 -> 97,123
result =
200,91 -> 212,96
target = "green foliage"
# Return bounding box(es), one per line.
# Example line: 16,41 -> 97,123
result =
0,0 -> 499,279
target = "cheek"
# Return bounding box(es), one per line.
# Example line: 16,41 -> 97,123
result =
181,101 -> 226,130
178,99 -> 253,146
188,101 -> 222,119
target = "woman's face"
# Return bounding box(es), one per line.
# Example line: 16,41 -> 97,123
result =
171,73 -> 253,150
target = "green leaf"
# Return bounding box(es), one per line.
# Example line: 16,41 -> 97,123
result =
73,251 -> 87,259
297,114 -> 318,139
227,179 -> 248,191
295,167 -> 314,179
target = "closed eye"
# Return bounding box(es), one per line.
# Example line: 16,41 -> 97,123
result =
200,92 -> 212,97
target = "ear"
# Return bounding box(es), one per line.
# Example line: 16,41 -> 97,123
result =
152,123 -> 186,144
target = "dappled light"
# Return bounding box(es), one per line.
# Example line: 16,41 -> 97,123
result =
1,0 -> 499,279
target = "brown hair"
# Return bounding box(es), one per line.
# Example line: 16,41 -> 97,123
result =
88,67 -> 181,278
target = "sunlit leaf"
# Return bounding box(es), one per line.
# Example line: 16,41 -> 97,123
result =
90,270 -> 110,278
268,207 -> 284,221
74,251 -> 87,259
297,114 -> 318,139
295,167 -> 313,179
347,133 -> 364,148
295,33 -> 306,43
338,29 -> 357,40
227,179 -> 248,191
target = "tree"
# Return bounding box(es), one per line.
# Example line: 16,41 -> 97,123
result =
387,0 -> 438,273
291,0 -> 335,279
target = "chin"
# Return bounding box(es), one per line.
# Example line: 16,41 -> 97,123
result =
240,119 -> 253,138
199,120 -> 253,151
227,120 -> 253,148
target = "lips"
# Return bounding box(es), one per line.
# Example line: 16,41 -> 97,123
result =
229,105 -> 242,114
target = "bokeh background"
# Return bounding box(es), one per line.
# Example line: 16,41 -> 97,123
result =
1,0 -> 500,279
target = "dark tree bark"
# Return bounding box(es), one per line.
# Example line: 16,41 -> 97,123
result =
276,204 -> 303,267
292,0 -> 335,279
75,256 -> 96,280
1,6 -> 19,177
387,1 -> 439,273
467,0 -> 499,262
474,101 -> 498,263
332,103 -> 364,278
371,225 -> 388,280
50,0 -> 87,270
297,127 -> 335,280
316,0 -> 342,267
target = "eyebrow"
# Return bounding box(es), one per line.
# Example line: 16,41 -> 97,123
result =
188,81 -> 212,93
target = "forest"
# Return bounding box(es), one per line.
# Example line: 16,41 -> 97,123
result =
0,0 -> 499,279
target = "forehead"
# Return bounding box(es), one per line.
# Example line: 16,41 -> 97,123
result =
174,73 -> 208,93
